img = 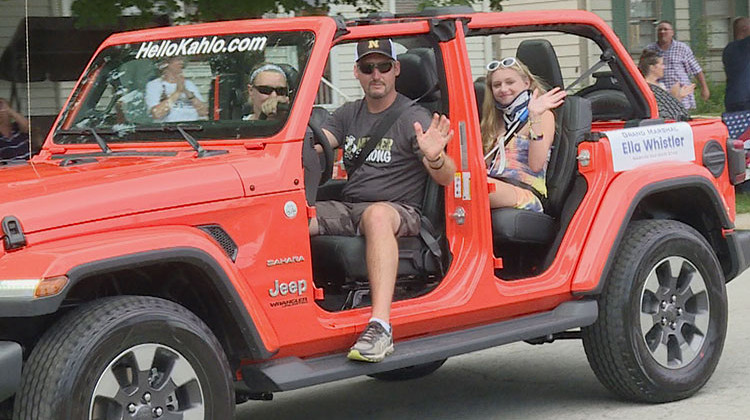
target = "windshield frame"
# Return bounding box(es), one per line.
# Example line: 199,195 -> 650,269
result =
46,17 -> 338,152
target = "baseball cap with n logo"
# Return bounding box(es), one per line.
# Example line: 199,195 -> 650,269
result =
355,39 -> 397,62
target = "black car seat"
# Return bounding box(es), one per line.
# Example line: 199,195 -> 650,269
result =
490,40 -> 592,276
516,39 -> 564,90
309,47 -> 447,304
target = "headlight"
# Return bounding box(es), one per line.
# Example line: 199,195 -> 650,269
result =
0,276 -> 68,298
0,279 -> 41,298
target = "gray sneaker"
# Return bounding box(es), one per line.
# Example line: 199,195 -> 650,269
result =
347,321 -> 394,362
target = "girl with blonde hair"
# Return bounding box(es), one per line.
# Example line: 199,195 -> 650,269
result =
481,57 -> 566,212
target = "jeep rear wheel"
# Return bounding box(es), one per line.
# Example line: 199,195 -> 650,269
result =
14,296 -> 234,419
582,220 -> 727,402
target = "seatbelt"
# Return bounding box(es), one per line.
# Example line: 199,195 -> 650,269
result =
419,216 -> 445,276
565,49 -> 614,93
348,84 -> 438,176
497,176 -> 548,209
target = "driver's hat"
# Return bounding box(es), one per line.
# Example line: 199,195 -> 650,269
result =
355,39 -> 397,62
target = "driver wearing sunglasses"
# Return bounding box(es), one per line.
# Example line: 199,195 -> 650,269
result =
245,63 -> 290,121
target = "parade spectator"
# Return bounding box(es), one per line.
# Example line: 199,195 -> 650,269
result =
647,20 -> 710,110
0,98 -> 30,161
145,57 -> 208,122
638,49 -> 691,121
723,17 -> 750,112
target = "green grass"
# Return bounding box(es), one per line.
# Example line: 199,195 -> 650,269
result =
693,80 -> 726,116
736,191 -> 750,214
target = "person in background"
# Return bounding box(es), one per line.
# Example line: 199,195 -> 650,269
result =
480,57 -> 566,213
723,17 -> 750,112
646,20 -> 710,110
145,57 -> 208,122
244,63 -> 290,121
638,49 -> 691,121
0,97 -> 30,161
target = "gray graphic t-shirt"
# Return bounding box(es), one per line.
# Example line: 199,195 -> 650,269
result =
323,94 -> 433,209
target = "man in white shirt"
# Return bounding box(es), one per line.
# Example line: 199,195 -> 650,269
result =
145,57 -> 208,122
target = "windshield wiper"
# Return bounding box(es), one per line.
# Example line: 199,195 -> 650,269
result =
57,127 -> 112,154
136,124 -> 227,158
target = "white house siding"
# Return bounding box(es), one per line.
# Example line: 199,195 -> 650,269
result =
0,0 -> 71,117
590,0 -> 614,25
494,0 -> 741,84
675,2 -> 692,44
493,0 -> 603,88
324,0 -> 492,107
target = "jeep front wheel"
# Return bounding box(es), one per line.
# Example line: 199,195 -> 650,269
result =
14,296 -> 234,419
582,220 -> 727,402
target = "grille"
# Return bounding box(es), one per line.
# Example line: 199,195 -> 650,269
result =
197,225 -> 238,261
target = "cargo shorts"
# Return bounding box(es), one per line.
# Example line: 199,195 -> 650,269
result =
315,201 -> 421,237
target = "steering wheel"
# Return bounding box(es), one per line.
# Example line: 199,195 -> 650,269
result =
309,107 -> 334,185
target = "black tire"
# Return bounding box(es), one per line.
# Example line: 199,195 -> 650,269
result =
0,399 -> 12,420
368,359 -> 447,381
14,296 -> 234,419
582,220 -> 727,403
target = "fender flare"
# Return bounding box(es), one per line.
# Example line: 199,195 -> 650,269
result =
0,244 -> 277,360
572,174 -> 738,295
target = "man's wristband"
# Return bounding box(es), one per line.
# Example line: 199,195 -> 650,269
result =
427,152 -> 445,170
426,151 -> 444,163
428,158 -> 445,170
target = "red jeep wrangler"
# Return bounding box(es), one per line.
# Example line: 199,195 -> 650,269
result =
1,7 -> 749,419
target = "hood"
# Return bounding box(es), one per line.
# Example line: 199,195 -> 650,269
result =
0,156 -> 244,233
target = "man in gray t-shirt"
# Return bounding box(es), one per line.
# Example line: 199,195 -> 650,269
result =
311,39 -> 456,363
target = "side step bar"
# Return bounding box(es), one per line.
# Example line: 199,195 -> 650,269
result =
241,300 -> 598,393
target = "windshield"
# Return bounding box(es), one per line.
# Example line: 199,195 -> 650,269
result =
54,31 -> 314,145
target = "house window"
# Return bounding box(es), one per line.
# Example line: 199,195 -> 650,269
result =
628,0 -> 658,51
704,0 -> 732,48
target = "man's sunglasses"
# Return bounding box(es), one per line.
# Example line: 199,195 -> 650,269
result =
357,61 -> 394,75
486,57 -> 518,71
254,85 -> 289,96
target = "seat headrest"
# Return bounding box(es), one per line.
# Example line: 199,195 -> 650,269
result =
118,59 -> 158,90
396,48 -> 440,102
276,63 -> 299,94
516,39 -> 564,90
474,76 -> 486,119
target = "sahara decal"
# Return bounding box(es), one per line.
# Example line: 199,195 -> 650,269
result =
606,122 -> 695,172
267,255 -> 305,267
135,36 -> 267,60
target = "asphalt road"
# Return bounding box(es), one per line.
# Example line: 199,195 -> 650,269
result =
236,269 -> 750,419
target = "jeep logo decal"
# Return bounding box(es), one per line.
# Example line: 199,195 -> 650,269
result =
267,255 -> 305,267
269,279 -> 307,297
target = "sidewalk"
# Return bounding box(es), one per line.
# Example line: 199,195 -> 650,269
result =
736,213 -> 750,229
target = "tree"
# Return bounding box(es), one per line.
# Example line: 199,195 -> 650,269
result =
71,0 -> 502,28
